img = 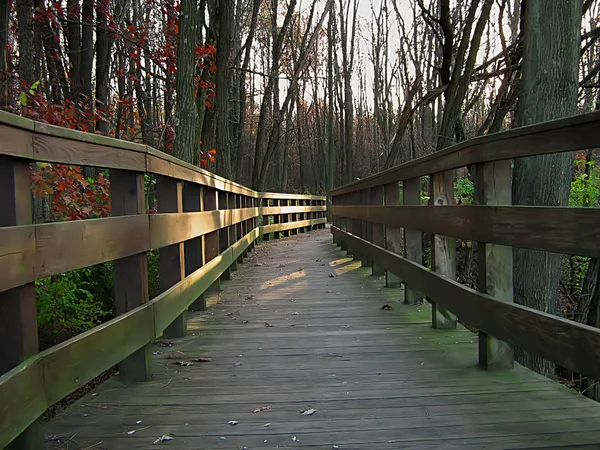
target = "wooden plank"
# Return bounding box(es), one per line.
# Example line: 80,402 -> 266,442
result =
403,178 -> 423,304
149,209 -> 258,249
0,156 -> 44,450
330,204 -> 600,258
370,187 -> 385,276
431,171 -> 457,329
152,250 -> 233,333
329,110 -> 600,196
33,134 -> 146,171
0,225 -> 35,292
260,218 -> 326,234
33,121 -> 147,153
476,161 -> 514,369
110,170 -> 152,382
203,187 -> 220,292
0,356 -> 45,449
42,305 -> 155,406
0,124 -> 34,159
260,205 -> 325,215
0,156 -> 42,449
44,229 -> 600,450
156,176 -> 186,338
183,182 -> 205,311
258,192 -> 326,201
36,216 -> 150,277
332,226 -> 600,380
146,147 -> 256,197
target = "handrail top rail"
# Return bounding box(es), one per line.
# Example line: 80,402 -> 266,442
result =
329,110 -> 600,196
0,111 -> 325,201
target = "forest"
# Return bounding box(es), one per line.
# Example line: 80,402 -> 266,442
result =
2,0 -> 600,405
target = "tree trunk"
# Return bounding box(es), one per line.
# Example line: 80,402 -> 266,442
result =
173,0 -> 198,163
215,0 -> 232,177
80,0 -> 93,102
16,0 -> 35,91
512,0 -> 581,378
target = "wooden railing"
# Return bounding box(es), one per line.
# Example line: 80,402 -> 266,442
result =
330,111 -> 600,380
0,112 -> 326,448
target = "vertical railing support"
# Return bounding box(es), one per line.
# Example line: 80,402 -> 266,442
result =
110,169 -> 153,381
204,187 -> 220,292
431,171 -> 457,329
403,178 -> 424,304
186,184 -> 206,311
156,176 -> 187,336
370,186 -> 385,276
476,161 -> 514,369
0,156 -> 44,449
384,182 -> 403,288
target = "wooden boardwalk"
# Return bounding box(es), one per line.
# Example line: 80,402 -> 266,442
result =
46,229 -> 600,449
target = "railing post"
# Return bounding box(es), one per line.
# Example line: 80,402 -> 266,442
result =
273,199 -> 281,239
476,161 -> 514,369
262,198 -> 271,241
156,176 -> 186,336
384,182 -> 402,288
291,199 -> 298,235
110,169 -> 153,381
283,199 -> 291,237
361,189 -> 371,268
204,187 -> 220,292
0,156 -> 44,449
431,171 -> 457,329
403,178 -> 424,304
221,192 -> 233,277
351,191 -> 362,261
370,186 -> 385,276
187,184 -> 206,311
300,200 -> 306,233
235,194 -> 244,262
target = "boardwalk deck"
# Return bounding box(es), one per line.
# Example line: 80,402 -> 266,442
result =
46,229 -> 600,449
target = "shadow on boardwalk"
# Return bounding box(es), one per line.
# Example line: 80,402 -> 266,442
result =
46,229 -> 600,449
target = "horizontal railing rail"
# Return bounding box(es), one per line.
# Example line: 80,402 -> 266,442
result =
329,111 -> 600,383
0,111 -> 326,448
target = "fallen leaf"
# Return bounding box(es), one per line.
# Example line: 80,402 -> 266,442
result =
154,341 -> 173,347
219,437 -> 227,440
228,420 -> 238,426
301,408 -> 317,416
242,320 -> 249,324
381,304 -> 392,310
153,435 -> 174,444
292,436 -> 299,442
291,312 -> 298,316
265,322 -> 275,327
328,273 -> 335,277
327,290 -> 333,293
171,361 -> 194,366
253,406 -> 271,413
233,361 -> 243,367
264,423 -> 271,427
191,357 -> 212,363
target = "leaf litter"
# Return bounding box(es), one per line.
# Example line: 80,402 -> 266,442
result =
301,408 -> 317,416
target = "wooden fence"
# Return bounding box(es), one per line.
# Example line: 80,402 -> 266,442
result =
330,111 -> 600,380
0,112 -> 326,448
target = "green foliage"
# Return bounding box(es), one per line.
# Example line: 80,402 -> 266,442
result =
36,266 -> 114,349
569,161 -> 600,208
454,176 -> 475,204
562,159 -> 600,301
148,250 -> 161,299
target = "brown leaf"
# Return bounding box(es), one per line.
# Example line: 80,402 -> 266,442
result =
252,406 -> 272,413
191,357 -> 212,363
171,361 -> 194,366
381,304 -> 392,310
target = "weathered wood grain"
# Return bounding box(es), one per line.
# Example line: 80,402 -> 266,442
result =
260,217 -> 326,234
149,208 -> 258,249
330,110 -> 600,196
0,124 -> 34,159
33,134 -> 146,170
332,226 -> 600,380
330,204 -> 600,257
36,216 -> 150,278
43,229 -> 600,450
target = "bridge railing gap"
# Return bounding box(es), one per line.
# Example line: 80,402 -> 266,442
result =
0,111 -> 326,449
329,111 -> 600,384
